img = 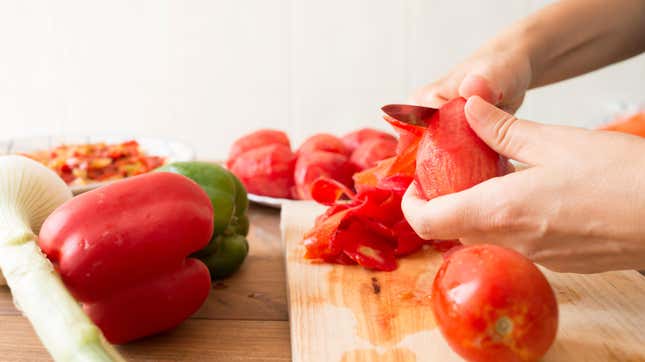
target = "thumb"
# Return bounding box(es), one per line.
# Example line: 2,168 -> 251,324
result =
464,96 -> 558,165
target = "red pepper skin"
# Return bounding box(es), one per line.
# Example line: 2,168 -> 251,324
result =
304,175 -> 422,271
384,115 -> 428,154
39,172 -> 214,343
352,118 -> 425,191
293,151 -> 354,200
310,178 -> 356,205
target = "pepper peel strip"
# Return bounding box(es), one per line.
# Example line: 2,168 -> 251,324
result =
303,116 -> 442,271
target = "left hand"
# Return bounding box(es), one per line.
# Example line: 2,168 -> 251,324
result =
402,96 -> 645,273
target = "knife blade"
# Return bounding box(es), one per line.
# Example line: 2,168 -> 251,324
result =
381,104 -> 438,127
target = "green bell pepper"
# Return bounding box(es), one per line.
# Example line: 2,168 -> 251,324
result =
157,161 -> 249,279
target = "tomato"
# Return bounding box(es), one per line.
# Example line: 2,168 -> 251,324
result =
297,133 -> 351,157
432,244 -> 558,362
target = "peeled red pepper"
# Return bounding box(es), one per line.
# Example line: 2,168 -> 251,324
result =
38,172 -> 214,344
415,97 -> 507,200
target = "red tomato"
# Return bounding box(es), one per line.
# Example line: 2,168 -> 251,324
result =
350,137 -> 397,171
342,128 -> 396,153
227,129 -> 291,166
228,143 -> 296,198
293,151 -> 354,200
432,244 -> 558,362
297,133 -> 350,157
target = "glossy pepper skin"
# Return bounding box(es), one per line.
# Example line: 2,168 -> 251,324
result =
157,162 -> 250,279
38,172 -> 214,344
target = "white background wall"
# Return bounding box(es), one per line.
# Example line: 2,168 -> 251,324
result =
1,0 -> 643,159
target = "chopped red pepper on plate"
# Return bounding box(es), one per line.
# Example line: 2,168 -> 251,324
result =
23,140 -> 165,186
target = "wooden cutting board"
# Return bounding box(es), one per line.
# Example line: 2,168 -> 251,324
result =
281,201 -> 645,362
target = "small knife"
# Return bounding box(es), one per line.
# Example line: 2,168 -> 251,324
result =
381,104 -> 438,127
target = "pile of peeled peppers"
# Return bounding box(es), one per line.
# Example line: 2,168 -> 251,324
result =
226,127 -> 398,200
38,161 -> 249,343
303,97 -> 506,271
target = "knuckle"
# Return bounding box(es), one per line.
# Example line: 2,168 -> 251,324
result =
492,113 -> 520,152
486,195 -> 520,231
415,225 -> 434,240
406,212 -> 435,240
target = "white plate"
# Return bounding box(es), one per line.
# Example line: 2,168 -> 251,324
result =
247,193 -> 295,209
0,135 -> 195,194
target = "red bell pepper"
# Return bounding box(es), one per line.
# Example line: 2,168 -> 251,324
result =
227,129 -> 291,164
297,133 -> 351,157
228,143 -> 296,199
39,172 -> 214,344
341,128 -> 396,153
349,137 -> 397,171
415,97 -> 507,200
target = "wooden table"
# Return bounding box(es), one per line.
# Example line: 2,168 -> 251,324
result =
0,205 -> 291,362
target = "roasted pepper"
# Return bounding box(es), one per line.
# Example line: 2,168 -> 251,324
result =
38,172 -> 214,344
157,162 -> 250,279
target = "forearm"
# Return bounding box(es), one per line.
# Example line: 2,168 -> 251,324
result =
504,0 -> 645,88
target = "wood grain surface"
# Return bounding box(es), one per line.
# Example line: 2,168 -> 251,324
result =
0,205 -> 291,362
281,201 -> 645,362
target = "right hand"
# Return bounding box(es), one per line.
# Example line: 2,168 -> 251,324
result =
402,96 -> 645,273
410,38 -> 533,113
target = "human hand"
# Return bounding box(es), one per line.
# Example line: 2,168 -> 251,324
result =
410,38 -> 533,113
402,96 -> 645,273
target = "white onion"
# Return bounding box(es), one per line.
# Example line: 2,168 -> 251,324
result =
0,155 -> 124,362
